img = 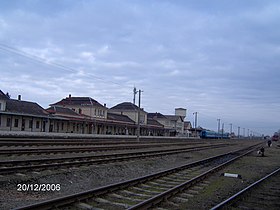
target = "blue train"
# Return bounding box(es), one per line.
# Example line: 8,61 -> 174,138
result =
200,130 -> 230,139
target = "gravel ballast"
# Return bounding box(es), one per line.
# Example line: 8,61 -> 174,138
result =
0,139 -> 264,209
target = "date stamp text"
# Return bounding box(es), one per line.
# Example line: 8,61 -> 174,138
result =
17,183 -> 61,192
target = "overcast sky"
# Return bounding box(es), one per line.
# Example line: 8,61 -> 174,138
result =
0,0 -> 279,135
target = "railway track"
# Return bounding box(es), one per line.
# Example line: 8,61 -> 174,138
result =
14,144 -> 261,210
0,142 -> 228,156
0,137 -> 206,147
0,139 -> 200,147
211,167 -> 280,210
0,144 -> 228,174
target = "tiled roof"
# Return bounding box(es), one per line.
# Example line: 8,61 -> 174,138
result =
46,106 -> 81,116
147,112 -> 167,119
110,102 -> 146,113
184,121 -> 192,129
0,90 -> 9,100
165,115 -> 182,121
5,99 -> 49,117
184,121 -> 192,126
147,118 -> 164,127
50,96 -> 105,108
110,102 -> 138,110
107,113 -> 135,124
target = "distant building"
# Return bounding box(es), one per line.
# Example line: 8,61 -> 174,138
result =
0,90 -> 181,137
0,91 -> 50,132
164,115 -> 184,136
46,106 -> 90,133
50,94 -> 108,119
148,108 -> 187,136
48,97 -> 164,136
109,102 -> 147,125
175,108 -> 186,120
183,121 -> 192,137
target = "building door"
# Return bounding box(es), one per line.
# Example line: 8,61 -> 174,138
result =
42,121 -> 46,132
21,119 -> 25,131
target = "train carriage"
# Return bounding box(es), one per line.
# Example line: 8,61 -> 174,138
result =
200,130 -> 230,139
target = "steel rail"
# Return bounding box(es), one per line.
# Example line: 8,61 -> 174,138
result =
0,140 -> 201,147
0,142 -> 210,155
210,167 -> 280,210
0,144 -> 228,174
14,143 -> 262,210
127,147 -> 258,210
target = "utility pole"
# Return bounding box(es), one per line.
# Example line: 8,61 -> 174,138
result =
238,126 -> 240,138
222,123 -> 224,139
193,112 -> 198,137
217,119 -> 221,133
137,89 -> 143,142
133,87 -> 137,104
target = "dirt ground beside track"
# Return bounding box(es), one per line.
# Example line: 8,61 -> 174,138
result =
180,141 -> 280,209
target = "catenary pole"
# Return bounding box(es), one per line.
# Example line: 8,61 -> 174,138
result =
137,90 -> 142,141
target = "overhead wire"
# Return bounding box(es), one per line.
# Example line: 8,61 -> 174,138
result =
0,43 -> 134,88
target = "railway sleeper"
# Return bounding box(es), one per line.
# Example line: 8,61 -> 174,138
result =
108,193 -> 143,202
131,186 -> 159,195
94,197 -> 130,209
147,181 -> 175,188
178,192 -> 195,198
156,178 -> 182,184
140,184 -> 169,192
103,194 -> 138,206
75,202 -> 103,210
160,176 -> 187,183
121,190 -> 151,198
163,200 -> 180,207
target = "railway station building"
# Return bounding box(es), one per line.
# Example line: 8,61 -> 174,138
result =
109,102 -> 166,136
0,90 -> 186,137
47,96 -> 165,136
148,108 -> 186,136
0,90 -> 50,132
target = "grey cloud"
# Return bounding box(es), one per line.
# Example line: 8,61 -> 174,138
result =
1,0 -> 280,135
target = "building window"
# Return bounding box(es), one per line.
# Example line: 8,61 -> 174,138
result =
14,119 -> 19,127
0,114 -> 1,126
29,120 -> 33,129
7,118 -> 11,127
0,103 -> 2,110
36,121 -> 40,129
61,122 -> 64,130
